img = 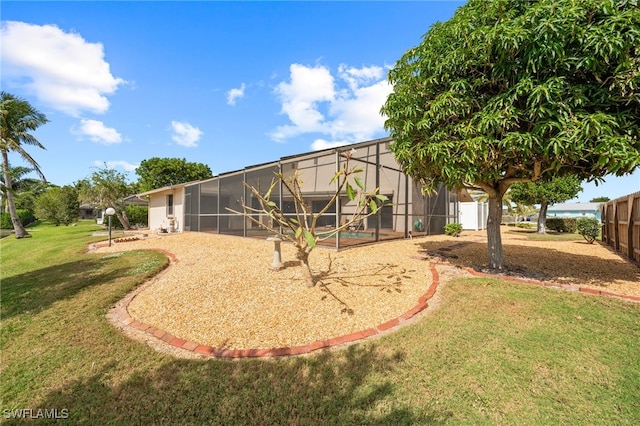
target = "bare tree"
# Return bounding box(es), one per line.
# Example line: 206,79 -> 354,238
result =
228,151 -> 390,287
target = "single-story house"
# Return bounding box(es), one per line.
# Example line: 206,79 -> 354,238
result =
138,137 -> 464,248
547,202 -> 603,221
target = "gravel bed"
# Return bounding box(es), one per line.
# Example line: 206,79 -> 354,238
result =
96,228 -> 639,351
97,233 -> 432,349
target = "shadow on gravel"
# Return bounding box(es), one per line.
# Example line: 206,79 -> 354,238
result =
414,240 -> 639,288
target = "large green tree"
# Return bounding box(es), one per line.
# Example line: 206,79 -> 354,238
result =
0,92 -> 49,238
80,166 -> 135,229
382,0 -> 640,269
34,185 -> 80,226
135,157 -> 212,193
510,175 -> 583,234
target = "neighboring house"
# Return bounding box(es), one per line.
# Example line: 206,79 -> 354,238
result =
94,195 -> 149,225
138,137 -> 463,248
79,204 -> 96,220
547,202 -> 602,221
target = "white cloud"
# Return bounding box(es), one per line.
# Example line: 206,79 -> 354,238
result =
270,63 -> 392,150
170,121 -> 202,147
227,83 -> 246,106
328,79 -> 393,141
271,64 -> 335,141
74,119 -> 122,144
0,21 -> 125,116
338,64 -> 385,91
92,160 -> 139,172
310,139 -> 351,151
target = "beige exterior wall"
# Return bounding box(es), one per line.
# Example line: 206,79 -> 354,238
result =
148,187 -> 185,233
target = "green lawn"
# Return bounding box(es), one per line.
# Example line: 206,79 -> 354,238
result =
1,222 -> 639,424
505,227 -> 587,241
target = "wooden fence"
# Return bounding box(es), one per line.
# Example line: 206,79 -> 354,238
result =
601,191 -> 640,263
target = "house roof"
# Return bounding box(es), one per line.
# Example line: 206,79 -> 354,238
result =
137,182 -> 192,197
547,202 -> 602,212
123,194 -> 148,205
139,137 -> 398,195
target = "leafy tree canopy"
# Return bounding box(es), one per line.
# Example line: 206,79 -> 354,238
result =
510,175 -> 583,207
135,157 -> 212,192
80,166 -> 136,229
382,0 -> 639,195
34,185 -> 79,226
590,196 -> 611,202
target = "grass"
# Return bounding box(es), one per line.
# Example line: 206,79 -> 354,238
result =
1,222 -> 639,424
505,227 -> 586,241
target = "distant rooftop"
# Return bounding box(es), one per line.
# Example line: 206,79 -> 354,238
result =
548,202 -> 602,211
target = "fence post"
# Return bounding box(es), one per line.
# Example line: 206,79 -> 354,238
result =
628,194 -> 635,260
613,200 -> 620,251
601,204 -> 607,242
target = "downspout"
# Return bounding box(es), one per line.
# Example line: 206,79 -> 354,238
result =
335,150 -> 341,250
404,173 -> 409,238
375,141 -> 380,242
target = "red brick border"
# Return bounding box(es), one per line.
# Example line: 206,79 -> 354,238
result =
463,267 -> 640,303
111,250 -> 639,359
111,249 -> 440,358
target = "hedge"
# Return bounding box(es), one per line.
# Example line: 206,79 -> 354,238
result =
546,217 -> 577,233
0,209 -> 36,229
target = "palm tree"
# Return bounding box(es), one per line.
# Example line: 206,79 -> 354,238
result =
0,92 -> 49,238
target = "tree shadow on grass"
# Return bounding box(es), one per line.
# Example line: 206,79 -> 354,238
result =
415,240 -> 639,288
1,257 -> 135,319
25,345 -> 451,425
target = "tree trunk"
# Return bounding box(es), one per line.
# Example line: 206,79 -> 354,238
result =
1,150 -> 30,238
114,208 -> 131,230
486,194 -> 504,270
297,251 -> 315,287
537,201 -> 548,234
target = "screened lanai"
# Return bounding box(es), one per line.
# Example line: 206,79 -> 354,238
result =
180,138 -> 458,249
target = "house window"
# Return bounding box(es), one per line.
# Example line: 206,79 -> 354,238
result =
167,194 -> 174,217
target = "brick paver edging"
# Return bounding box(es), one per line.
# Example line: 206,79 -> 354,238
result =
462,267 -> 640,303
110,247 -> 639,359
110,249 -> 441,359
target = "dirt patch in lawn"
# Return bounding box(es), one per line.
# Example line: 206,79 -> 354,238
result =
96,227 -> 639,353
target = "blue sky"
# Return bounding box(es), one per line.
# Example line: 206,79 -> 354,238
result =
1,1 -> 637,202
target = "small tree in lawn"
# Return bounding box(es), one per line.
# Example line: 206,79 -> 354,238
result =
510,175 -> 583,234
227,150 -> 390,287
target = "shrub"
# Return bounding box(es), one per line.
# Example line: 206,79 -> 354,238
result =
0,210 -> 36,229
444,223 -> 463,237
577,218 -> 600,244
516,222 -> 535,229
546,218 -> 577,233
125,205 -> 148,227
